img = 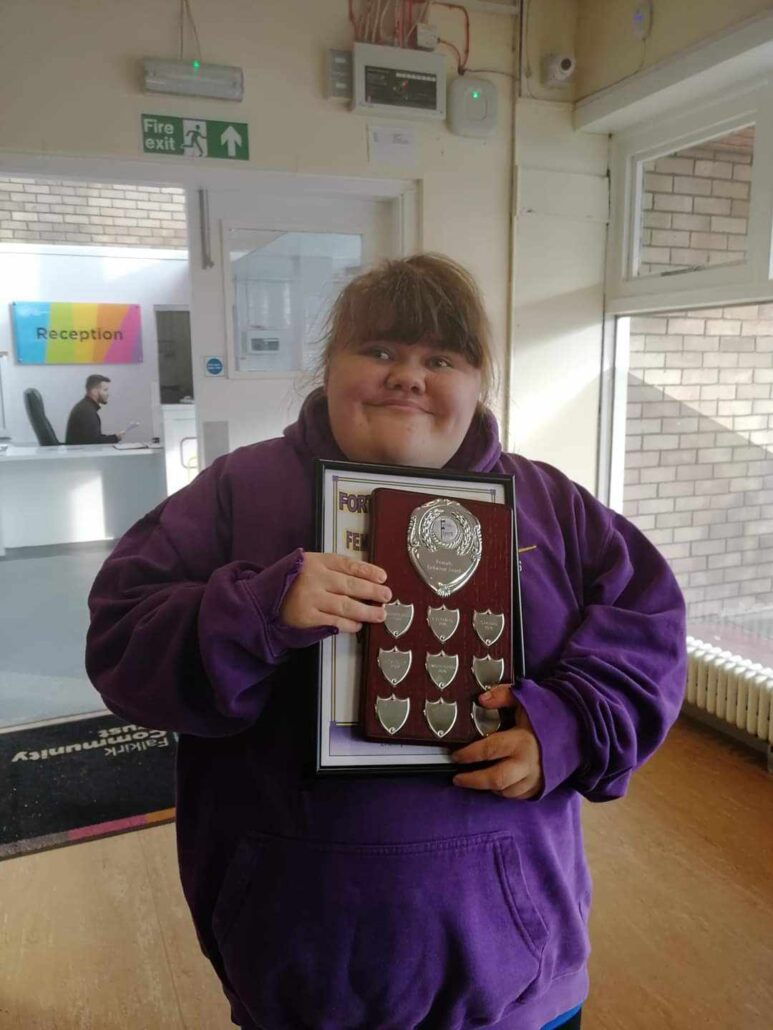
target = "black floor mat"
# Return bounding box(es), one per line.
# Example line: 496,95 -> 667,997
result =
0,713 -> 176,859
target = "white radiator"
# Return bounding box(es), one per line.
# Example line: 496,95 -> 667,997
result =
686,636 -> 773,745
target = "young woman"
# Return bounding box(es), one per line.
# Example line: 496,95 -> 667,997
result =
86,254 -> 686,1030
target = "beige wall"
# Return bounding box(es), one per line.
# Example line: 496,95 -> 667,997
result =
0,0 -> 517,420
575,0 -> 773,99
509,99 -> 609,491
521,0 -> 579,103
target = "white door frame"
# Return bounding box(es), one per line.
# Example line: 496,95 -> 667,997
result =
0,151 -> 420,251
0,151 -> 421,459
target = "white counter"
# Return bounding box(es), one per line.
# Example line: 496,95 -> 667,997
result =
0,444 -> 166,553
0,443 -> 163,462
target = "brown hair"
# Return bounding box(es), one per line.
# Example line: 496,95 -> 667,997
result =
321,253 -> 496,403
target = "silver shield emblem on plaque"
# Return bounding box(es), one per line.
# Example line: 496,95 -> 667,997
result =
471,702 -> 501,737
427,605 -> 460,643
375,694 -> 410,736
425,650 -> 459,691
424,698 -> 458,739
377,646 -> 412,687
473,610 -> 505,647
472,655 -> 505,689
407,498 -> 482,598
384,600 -> 414,639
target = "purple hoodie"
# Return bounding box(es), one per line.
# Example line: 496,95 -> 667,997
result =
86,391 -> 686,1030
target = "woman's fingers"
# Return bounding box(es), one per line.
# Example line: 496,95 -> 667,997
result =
451,726 -> 525,766
451,756 -> 533,794
321,553 -> 388,584
313,555 -> 392,633
495,778 -> 542,801
326,569 -> 392,605
476,684 -> 518,708
316,591 -> 388,626
451,715 -> 544,799
280,552 -> 391,632
316,614 -> 363,634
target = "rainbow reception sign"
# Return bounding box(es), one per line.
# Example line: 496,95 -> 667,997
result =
11,302 -> 143,364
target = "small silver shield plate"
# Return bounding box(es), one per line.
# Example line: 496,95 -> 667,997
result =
377,646 -> 412,687
425,650 -> 459,691
384,600 -> 414,639
472,655 -> 505,689
424,698 -> 458,739
375,694 -> 410,736
471,701 -> 501,737
407,498 -> 483,597
427,605 -> 460,643
473,610 -> 505,647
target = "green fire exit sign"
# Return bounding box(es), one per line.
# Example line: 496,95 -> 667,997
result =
141,115 -> 249,160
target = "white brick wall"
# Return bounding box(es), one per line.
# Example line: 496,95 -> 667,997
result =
0,177 -> 186,248
639,133 -> 753,276
625,303 -> 773,619
622,128 -> 773,618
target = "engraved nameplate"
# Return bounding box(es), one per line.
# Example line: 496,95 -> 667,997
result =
471,702 -> 501,737
384,600 -> 414,639
471,655 -> 505,689
375,694 -> 410,736
427,605 -> 460,643
377,646 -> 412,687
423,698 -> 458,739
473,610 -> 505,647
425,650 -> 459,691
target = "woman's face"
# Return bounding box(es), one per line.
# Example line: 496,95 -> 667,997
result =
325,338 -> 483,468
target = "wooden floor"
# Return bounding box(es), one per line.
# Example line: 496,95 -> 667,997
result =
0,716 -> 771,1029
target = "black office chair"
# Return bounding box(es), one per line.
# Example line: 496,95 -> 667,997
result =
23,388 -> 60,446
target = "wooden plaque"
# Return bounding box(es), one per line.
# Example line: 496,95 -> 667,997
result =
361,487 -> 514,747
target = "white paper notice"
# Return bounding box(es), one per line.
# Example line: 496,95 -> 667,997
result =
367,124 -> 418,166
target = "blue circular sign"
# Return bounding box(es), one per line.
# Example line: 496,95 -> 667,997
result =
206,357 -> 224,376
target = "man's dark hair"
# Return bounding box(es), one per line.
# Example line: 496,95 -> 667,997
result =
85,374 -> 111,392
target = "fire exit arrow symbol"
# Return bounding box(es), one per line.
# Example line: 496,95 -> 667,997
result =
220,125 -> 242,157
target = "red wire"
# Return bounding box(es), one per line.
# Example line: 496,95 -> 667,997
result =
405,0 -> 418,47
434,2 -> 470,71
438,37 -> 463,72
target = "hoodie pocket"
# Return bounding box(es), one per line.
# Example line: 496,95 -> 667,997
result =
212,830 -> 548,1030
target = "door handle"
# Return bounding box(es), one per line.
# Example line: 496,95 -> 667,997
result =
198,189 -> 215,270
180,435 -> 198,468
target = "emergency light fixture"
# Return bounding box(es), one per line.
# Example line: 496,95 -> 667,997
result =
143,58 -> 244,101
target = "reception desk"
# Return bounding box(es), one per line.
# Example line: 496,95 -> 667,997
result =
0,444 -> 166,555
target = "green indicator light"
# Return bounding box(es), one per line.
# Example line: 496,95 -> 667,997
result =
192,60 -> 201,71
471,90 -> 480,99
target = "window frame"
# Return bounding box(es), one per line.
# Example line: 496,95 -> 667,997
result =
605,80 -> 773,317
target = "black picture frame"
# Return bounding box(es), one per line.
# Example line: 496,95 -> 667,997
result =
312,458 -> 525,776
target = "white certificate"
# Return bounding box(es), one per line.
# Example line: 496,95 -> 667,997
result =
315,459 -> 511,774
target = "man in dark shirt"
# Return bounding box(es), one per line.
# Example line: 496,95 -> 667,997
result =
65,374 -> 125,445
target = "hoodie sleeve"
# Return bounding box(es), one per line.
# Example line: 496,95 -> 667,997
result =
515,490 -> 687,803
86,460 -> 332,737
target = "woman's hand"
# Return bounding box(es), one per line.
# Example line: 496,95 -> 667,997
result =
280,552 -> 391,634
451,685 -> 544,800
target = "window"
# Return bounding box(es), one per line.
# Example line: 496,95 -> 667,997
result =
636,126 -> 754,279
226,230 -> 362,374
618,302 -> 773,650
